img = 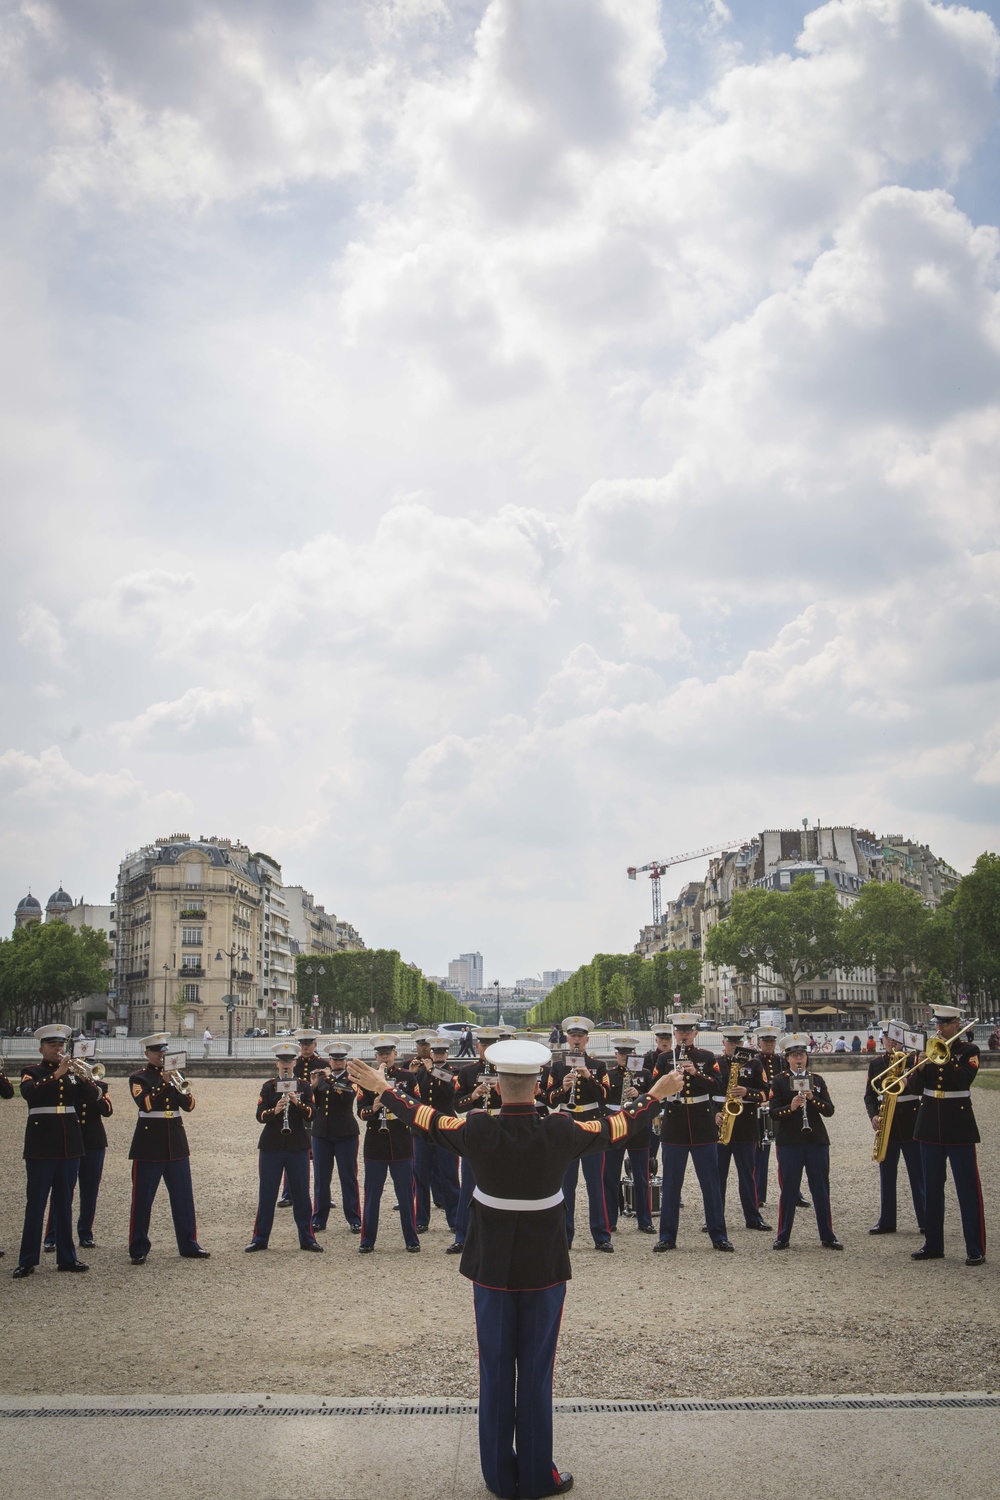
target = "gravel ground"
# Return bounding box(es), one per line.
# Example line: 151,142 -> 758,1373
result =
1,1073 -> 997,1398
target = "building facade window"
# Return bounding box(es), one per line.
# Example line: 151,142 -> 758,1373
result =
182,928 -> 202,945
181,954 -> 201,971
183,984 -> 200,1002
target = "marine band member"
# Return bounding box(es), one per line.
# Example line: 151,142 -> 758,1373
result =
769,1035 -> 841,1251
347,1039 -> 684,1500
44,1044 -> 112,1252
246,1042 -> 322,1252
449,1026 -> 504,1254
713,1027 -> 771,1231
411,1037 -> 461,1233
642,1024 -> 674,1176
911,1005 -> 985,1266
602,1038 -> 655,1234
545,1016 -> 613,1252
310,1041 -> 362,1234
127,1032 -> 210,1265
652,1014 -> 734,1253
356,1035 -> 419,1253
865,1023 -> 925,1235
277,1026 -> 326,1208
13,1024 -> 96,1278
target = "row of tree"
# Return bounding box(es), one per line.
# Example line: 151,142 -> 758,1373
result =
294,950 -> 475,1032
0,921 -> 112,1031
527,853 -> 1000,1030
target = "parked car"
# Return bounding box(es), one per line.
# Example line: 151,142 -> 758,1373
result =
436,1022 -> 479,1036
244,1027 -> 267,1038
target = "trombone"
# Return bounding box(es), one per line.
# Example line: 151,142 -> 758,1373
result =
875,1020 -> 978,1098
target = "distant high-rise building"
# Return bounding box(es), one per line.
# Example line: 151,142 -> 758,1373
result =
542,970 -> 573,989
448,952 -> 484,990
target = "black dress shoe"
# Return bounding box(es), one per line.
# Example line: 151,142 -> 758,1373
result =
869,1225 -> 895,1235
79,1237 -> 96,1249
713,1239 -> 736,1252
300,1242 -> 324,1252
772,1238 -> 790,1250
57,1261 -> 89,1272
245,1243 -> 267,1252
746,1221 -> 772,1231
911,1247 -> 944,1260
700,1224 -> 710,1233
415,1223 -> 429,1233
796,1195 -> 810,1208
594,1242 -> 614,1253
130,1254 -> 147,1265
966,1254 -> 986,1266
12,1265 -> 34,1279
548,1474 -> 573,1496
182,1248 -> 211,1259
821,1239 -> 844,1251
652,1239 -> 675,1252
350,1224 -> 362,1234
445,1243 -> 464,1254
358,1245 -> 374,1254
43,1243 -> 55,1253
405,1243 -> 421,1253
277,1197 -> 292,1209
637,1225 -> 655,1233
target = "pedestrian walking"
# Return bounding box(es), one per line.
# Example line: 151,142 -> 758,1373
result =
202,1027 -> 213,1059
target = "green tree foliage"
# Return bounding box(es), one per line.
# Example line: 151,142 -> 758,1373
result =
703,875 -> 843,1028
951,852 -> 1000,1009
524,951 -> 704,1029
294,950 -> 474,1031
840,880 -> 931,1010
0,922 -> 111,1029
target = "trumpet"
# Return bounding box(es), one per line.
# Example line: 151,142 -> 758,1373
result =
167,1068 -> 193,1097
66,1055 -> 106,1085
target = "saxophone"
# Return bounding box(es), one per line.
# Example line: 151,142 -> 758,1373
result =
870,1049 -> 911,1163
718,1048 -> 752,1145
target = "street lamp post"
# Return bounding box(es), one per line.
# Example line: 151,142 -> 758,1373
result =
162,963 -> 171,1031
368,962 -> 376,1032
216,944 -> 249,1058
494,979 -> 500,1026
664,959 -> 687,1020
304,964 -> 326,1032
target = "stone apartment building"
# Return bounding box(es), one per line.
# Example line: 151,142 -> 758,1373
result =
637,825 -> 959,1029
13,887 -> 115,1031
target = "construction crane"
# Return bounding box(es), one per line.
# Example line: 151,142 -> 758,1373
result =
627,841 -> 747,925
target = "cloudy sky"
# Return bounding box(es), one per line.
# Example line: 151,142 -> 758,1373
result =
3,0 -> 999,983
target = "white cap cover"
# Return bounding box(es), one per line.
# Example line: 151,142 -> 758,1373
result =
484,1039 -> 552,1075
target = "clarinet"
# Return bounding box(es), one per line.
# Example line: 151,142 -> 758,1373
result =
792,1071 -> 813,1133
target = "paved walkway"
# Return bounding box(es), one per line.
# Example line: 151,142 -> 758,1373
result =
3,1392 -> 997,1499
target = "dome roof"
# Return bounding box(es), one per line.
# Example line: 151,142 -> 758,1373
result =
16,893 -> 42,913
46,888 -> 73,910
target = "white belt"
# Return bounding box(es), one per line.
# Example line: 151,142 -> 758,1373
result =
712,1096 -> 727,1104
562,1102 -> 599,1114
895,1094 -> 918,1104
667,1094 -> 710,1106
141,1110 -> 182,1119
28,1106 -> 76,1116
923,1089 -> 970,1099
473,1187 -> 564,1212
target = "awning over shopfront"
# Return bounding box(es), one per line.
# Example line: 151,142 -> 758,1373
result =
785,1004 -> 839,1016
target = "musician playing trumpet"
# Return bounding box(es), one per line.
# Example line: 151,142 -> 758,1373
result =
864,1024 -> 924,1237
910,1005 -> 985,1266
127,1032 -> 210,1265
768,1034 -> 841,1251
246,1042 -> 322,1253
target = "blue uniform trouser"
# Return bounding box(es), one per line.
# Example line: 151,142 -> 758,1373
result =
775,1143 -> 834,1243
20,1158 -> 80,1269
44,1146 -> 106,1246
719,1141 -> 764,1225
603,1145 -> 654,1231
660,1142 -> 727,1245
311,1136 -> 361,1229
877,1140 -> 925,1231
453,1157 -> 476,1245
129,1158 -> 200,1258
250,1149 -> 316,1248
361,1159 -> 418,1248
413,1137 -> 459,1229
473,1282 -> 566,1500
562,1151 -> 611,1247
920,1142 -> 985,1259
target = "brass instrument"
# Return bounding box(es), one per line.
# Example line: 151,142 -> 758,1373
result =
718,1047 -> 754,1146
167,1068 -> 193,1098
67,1056 -> 106,1085
870,1048 -> 913,1163
879,1020 -> 978,1099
